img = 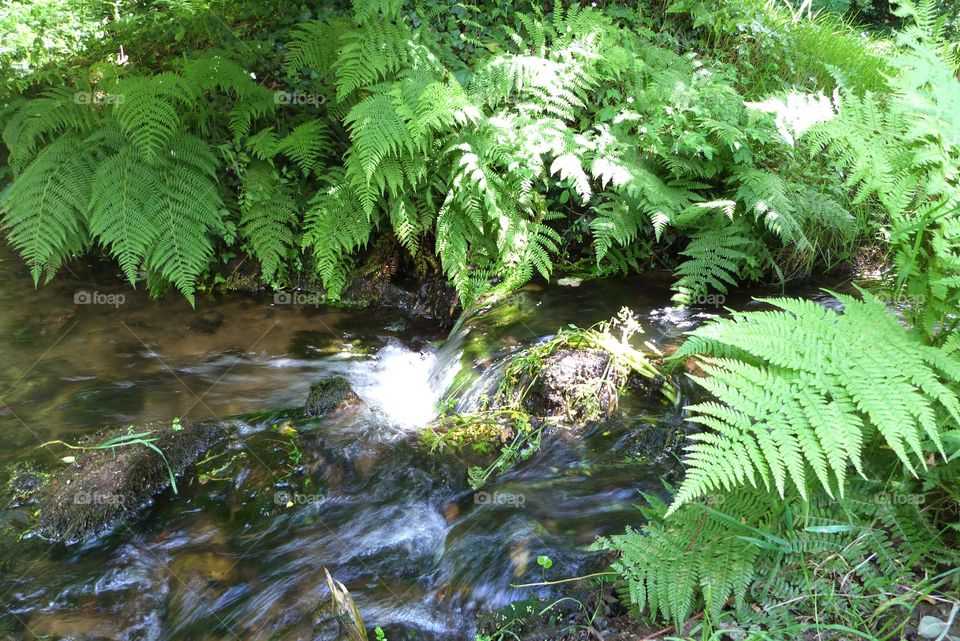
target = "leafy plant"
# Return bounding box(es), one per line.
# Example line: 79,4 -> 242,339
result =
0,54 -> 277,303
669,290 -> 960,512
806,0 -> 960,340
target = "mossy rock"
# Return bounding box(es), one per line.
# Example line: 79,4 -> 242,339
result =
523,348 -> 620,422
34,419 -> 226,542
305,376 -> 362,418
3,460 -> 49,507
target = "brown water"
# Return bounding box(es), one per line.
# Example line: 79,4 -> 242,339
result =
0,247 -> 844,640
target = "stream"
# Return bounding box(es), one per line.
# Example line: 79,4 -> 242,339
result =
0,248 -> 842,640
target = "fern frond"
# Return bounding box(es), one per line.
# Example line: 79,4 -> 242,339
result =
0,134 -> 94,283
595,491 -> 766,628
669,291 -> 960,512
113,75 -> 190,162
335,20 -> 411,102
145,134 -> 225,305
88,145 -> 161,284
303,169 -> 373,298
275,120 -> 331,175
3,87 -> 99,172
672,218 -> 758,305
240,162 -> 298,285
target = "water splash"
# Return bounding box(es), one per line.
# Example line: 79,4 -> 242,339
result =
347,343 -> 460,428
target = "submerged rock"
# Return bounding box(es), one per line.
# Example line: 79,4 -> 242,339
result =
35,420 -> 225,542
305,376 -> 362,418
3,460 -> 49,508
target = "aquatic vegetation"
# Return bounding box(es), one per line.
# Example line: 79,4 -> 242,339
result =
425,308 -> 676,488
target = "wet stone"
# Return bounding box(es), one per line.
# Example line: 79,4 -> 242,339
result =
304,376 -> 362,418
34,419 -> 225,542
523,348 -> 619,421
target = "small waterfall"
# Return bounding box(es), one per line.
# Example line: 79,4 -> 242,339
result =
423,303 -> 508,414
347,343 -> 459,428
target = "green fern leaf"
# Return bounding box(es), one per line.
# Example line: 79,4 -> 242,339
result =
0,134 -> 94,284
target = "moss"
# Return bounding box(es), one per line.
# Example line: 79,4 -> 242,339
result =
425,308 -> 677,489
34,419 -> 225,542
304,376 -> 361,417
3,460 -> 50,509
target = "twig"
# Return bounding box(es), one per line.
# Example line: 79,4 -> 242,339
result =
639,610 -> 705,641
509,571 -> 616,589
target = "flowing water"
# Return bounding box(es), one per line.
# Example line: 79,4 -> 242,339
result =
0,248 -> 844,640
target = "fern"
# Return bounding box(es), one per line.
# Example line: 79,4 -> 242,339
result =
0,134 -> 94,283
3,86 -> 98,172
669,291 -> 960,512
302,169 -> 372,299
734,168 -> 808,249
671,217 -> 760,305
113,75 -> 191,162
275,120 -> 331,176
145,134 -> 225,304
88,145 -> 161,284
285,18 -> 353,82
805,5 -> 960,340
183,54 -> 276,139
599,480 -> 958,631
239,162 -> 297,285
335,20 -> 412,102
595,491 -> 766,628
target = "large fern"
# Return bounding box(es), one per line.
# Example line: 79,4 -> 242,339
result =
0,54 -> 276,303
239,162 -> 298,286
669,291 -> 960,512
0,134 -> 94,283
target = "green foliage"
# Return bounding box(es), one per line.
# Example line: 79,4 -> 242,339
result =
598,5 -> 960,634
806,1 -> 960,340
1,134 -> 93,283
0,0 -> 871,306
597,480 -> 958,631
0,53 -> 270,303
670,291 -> 960,511
238,162 -> 297,286
426,309 -> 675,488
597,490 -> 764,627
